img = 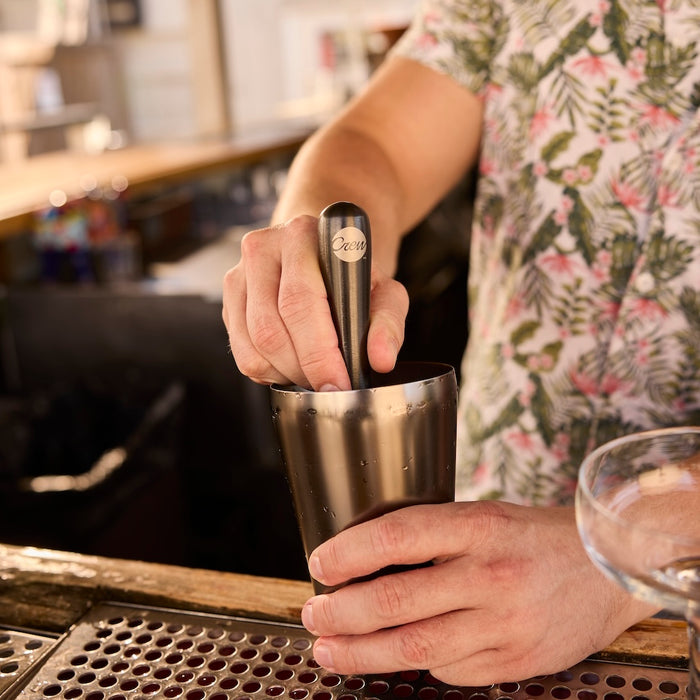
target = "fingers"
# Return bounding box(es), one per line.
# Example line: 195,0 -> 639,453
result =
308,501 -> 510,587
308,607 -> 521,683
367,272 -> 409,373
223,214 -> 409,390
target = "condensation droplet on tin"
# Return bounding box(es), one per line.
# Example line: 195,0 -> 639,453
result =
306,408 -> 317,416
360,460 -> 368,467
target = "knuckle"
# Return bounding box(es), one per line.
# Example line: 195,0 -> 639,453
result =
370,512 -> 413,559
369,575 -> 411,623
239,227 -> 269,259
313,595 -> 340,633
233,349 -> 272,382
394,623 -> 438,669
248,311 -> 288,355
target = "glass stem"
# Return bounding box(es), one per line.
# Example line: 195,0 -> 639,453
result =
689,612 -> 700,700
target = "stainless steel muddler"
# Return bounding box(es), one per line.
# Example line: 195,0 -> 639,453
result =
271,203 -> 457,593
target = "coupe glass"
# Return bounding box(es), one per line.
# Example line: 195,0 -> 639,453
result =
576,427 -> 700,700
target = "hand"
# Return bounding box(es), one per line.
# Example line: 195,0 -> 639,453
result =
300,501 -> 658,686
222,215 -> 409,391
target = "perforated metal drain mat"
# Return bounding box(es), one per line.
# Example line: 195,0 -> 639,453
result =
14,602 -> 689,700
0,628 -> 59,699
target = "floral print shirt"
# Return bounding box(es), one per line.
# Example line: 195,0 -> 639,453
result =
393,0 -> 700,505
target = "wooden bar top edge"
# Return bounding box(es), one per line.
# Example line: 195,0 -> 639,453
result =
0,543 -> 688,669
0,129 -> 311,237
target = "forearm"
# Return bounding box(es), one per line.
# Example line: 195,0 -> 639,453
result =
272,121 -> 409,276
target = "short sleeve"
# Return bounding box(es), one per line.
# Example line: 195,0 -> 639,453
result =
390,0 -> 499,97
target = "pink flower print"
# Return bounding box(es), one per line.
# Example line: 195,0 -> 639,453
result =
596,250 -> 612,266
533,161 -> 548,177
505,294 -> 526,320
598,134 -> 610,147
472,461 -> 490,484
570,369 -> 599,396
479,157 -> 496,176
627,129 -> 640,142
520,380 -> 536,407
590,12 -> 603,27
631,48 -> 646,65
416,33 -> 438,49
632,297 -> 667,319
628,65 -> 644,81
578,164 -> 593,183
563,168 -> 578,185
600,373 -> 629,395
506,430 -> 537,452
599,300 -> 621,322
530,104 -> 554,139
554,209 -> 569,225
541,252 -> 577,275
640,104 -> 680,130
539,354 -> 554,370
571,54 -> 611,78
673,397 -> 687,413
550,432 -> 571,462
598,0 -> 611,11
611,178 -> 646,211
526,355 -> 540,371
657,184 -> 679,207
501,343 -> 515,359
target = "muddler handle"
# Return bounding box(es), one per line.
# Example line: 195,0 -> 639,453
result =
318,202 -> 372,390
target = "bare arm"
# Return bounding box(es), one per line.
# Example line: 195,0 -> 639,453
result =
273,54 -> 483,274
223,55 -> 482,390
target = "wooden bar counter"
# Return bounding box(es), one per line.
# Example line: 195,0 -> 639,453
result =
0,128 -> 310,237
0,542 -> 688,671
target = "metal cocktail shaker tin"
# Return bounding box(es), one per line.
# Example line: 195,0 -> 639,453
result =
271,361 -> 457,593
270,203 -> 457,593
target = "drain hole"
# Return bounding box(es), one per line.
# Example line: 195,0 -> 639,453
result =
0,661 -> 18,674
605,676 -> 625,688
525,684 -> 545,696
164,686 -> 184,698
417,687 -> 439,700
0,648 -> 12,659
659,681 -> 681,695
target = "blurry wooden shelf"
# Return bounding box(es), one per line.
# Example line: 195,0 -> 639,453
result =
0,127 -> 310,237
0,103 -> 99,133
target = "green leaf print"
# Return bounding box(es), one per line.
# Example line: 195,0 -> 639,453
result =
563,187 -> 596,265
680,287 -> 700,333
510,320 -> 539,346
645,232 -> 694,283
480,396 -> 525,442
507,52 -> 540,92
602,0 -> 632,65
539,15 -> 597,77
530,375 -> 556,447
541,131 -> 576,164
609,234 -> 639,291
522,212 -> 563,264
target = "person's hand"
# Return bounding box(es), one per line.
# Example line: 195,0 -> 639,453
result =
222,215 -> 409,391
300,501 -> 658,686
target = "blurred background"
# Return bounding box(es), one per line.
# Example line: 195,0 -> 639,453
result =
0,0 -> 471,581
